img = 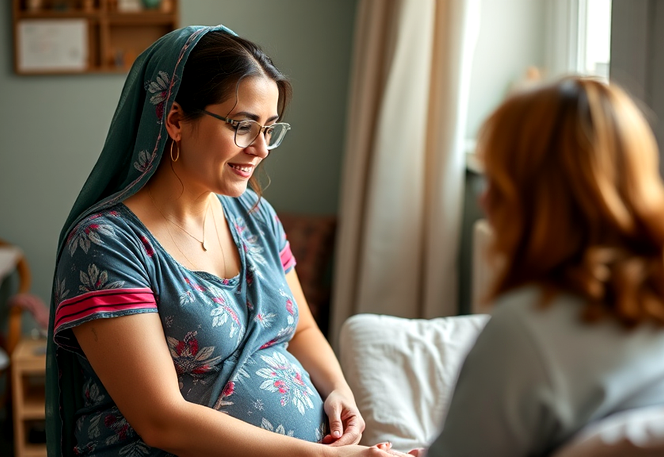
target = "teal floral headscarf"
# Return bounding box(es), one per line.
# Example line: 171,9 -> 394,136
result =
46,24 -> 236,456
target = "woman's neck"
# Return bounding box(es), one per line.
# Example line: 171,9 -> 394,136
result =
147,162 -> 213,221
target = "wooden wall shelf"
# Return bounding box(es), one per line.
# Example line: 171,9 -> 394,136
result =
11,338 -> 47,457
12,0 -> 179,75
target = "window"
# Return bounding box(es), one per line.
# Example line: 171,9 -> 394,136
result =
548,0 -> 612,79
578,0 -> 612,79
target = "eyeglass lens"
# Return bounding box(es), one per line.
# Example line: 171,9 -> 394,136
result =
235,120 -> 290,150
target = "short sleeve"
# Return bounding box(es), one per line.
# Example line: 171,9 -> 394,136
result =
53,209 -> 158,353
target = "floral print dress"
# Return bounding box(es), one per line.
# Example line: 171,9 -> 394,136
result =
53,190 -> 327,456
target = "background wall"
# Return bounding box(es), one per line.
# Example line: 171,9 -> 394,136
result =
0,0 -> 558,317
611,0 -> 664,175
0,0 -> 357,304
458,0 -> 547,314
465,0 -> 546,141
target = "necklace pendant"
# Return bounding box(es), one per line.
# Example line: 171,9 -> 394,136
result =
202,239 -> 208,251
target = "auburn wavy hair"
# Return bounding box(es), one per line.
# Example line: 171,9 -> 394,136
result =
479,76 -> 664,327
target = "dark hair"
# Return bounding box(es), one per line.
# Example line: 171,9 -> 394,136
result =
175,30 -> 292,198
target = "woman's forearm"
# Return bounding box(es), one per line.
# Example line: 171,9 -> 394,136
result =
145,398 -> 326,457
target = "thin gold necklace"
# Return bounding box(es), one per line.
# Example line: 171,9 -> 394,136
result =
211,200 -> 228,278
148,185 -> 210,251
164,222 -> 199,270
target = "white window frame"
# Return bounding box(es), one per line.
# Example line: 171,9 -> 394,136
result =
546,0 -> 611,79
546,0 -> 582,77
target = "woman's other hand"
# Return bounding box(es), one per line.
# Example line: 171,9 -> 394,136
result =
322,388 -> 365,446
330,444 -> 401,457
374,442 -> 424,456
360,442 -> 417,456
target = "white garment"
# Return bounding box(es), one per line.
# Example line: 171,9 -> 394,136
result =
428,285 -> 664,457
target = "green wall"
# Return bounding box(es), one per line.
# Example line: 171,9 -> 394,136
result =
0,0 -> 357,304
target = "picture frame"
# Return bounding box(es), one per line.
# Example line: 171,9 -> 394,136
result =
17,19 -> 88,73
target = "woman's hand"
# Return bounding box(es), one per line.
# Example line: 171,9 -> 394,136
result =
322,388 -> 365,446
368,442 -> 417,456
329,444 -> 401,457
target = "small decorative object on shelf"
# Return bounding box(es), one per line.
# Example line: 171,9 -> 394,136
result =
141,0 -> 161,10
117,0 -> 141,12
12,0 -> 179,75
52,0 -> 70,11
25,0 -> 42,12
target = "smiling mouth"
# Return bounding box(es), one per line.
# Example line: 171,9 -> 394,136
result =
229,164 -> 253,173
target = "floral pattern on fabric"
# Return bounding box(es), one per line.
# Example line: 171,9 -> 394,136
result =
82,377 -> 106,408
53,191 -> 326,455
168,331 -> 222,386
54,277 -> 70,304
235,215 -> 268,281
67,212 -> 119,256
145,71 -> 171,122
261,418 -> 295,437
257,351 -> 316,415
207,284 -> 244,339
140,235 -> 155,257
214,380 -> 235,409
79,264 -> 125,292
134,150 -> 156,173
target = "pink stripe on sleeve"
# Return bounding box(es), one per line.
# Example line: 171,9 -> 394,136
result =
54,287 -> 157,333
280,241 -> 296,272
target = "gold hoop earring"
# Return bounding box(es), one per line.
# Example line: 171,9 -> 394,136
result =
170,141 -> 180,162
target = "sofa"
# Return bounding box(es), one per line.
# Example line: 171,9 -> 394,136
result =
338,313 -> 664,456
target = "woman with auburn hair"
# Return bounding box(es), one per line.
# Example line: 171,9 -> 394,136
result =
413,76 -> 664,456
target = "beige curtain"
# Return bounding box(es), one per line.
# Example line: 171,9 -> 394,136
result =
330,0 -> 479,348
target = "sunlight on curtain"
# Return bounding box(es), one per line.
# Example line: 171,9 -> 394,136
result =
330,0 -> 480,348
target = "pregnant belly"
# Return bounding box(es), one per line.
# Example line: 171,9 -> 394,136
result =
215,346 -> 327,442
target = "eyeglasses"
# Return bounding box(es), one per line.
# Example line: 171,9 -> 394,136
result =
200,109 -> 291,150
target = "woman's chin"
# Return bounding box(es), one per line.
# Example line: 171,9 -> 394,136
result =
218,182 -> 251,198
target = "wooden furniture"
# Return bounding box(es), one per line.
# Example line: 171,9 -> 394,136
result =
1,240 -> 48,456
11,338 -> 47,457
0,240 -> 31,357
12,0 -> 179,75
0,240 -> 31,418
278,213 -> 337,337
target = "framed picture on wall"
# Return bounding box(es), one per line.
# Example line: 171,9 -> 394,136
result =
17,19 -> 88,73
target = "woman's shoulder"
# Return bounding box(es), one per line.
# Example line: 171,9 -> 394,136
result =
62,204 -> 145,256
67,204 -> 139,237
489,284 -> 664,353
485,285 -> 588,341
72,203 -> 136,226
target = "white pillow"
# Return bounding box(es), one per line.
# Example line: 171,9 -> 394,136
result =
338,313 -> 489,452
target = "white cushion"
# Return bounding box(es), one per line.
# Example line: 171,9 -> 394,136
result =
553,405 -> 664,457
338,313 -> 489,452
